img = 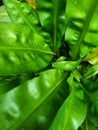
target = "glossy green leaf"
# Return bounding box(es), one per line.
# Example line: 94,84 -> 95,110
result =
36,0 -> 66,51
0,69 -> 68,130
0,23 -> 54,75
65,0 -> 98,59
21,72 -> 69,130
3,0 -> 38,30
83,47 -> 98,65
0,5 -> 11,22
1,0 -> 98,129
49,70 -> 87,130
3,0 -> 51,44
49,92 -> 87,130
84,64 -> 98,79
52,59 -> 80,71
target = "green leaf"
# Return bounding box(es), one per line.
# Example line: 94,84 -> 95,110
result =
36,0 -> 66,51
0,77 -> 19,95
83,47 -> 98,65
65,0 -> 98,59
3,0 -> 38,30
67,69 -> 82,88
84,64 -> 98,79
52,59 -> 80,71
49,92 -> 87,130
87,100 -> 98,128
89,90 -> 98,112
0,69 -> 68,130
0,5 -> 11,22
0,23 -> 54,75
83,79 -> 98,92
86,123 -> 98,130
56,56 -> 66,61
3,0 -> 51,44
83,119 -> 98,130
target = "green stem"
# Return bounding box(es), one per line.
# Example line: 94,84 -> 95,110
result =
53,0 -> 58,52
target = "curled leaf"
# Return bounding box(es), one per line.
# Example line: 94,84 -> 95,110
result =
52,60 -> 81,71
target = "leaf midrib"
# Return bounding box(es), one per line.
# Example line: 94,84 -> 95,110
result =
73,1 -> 97,59
53,0 -> 58,52
0,47 -> 55,55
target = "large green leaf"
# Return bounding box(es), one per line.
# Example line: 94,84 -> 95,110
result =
49,91 -> 87,130
0,5 -> 11,22
36,0 -> 66,51
0,69 -> 68,130
3,0 -> 51,44
49,70 -> 87,130
0,23 -> 54,75
65,0 -> 98,59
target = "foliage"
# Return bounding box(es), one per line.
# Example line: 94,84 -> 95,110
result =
0,0 -> 98,129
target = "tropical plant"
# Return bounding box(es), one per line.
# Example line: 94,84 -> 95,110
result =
0,0 -> 98,129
